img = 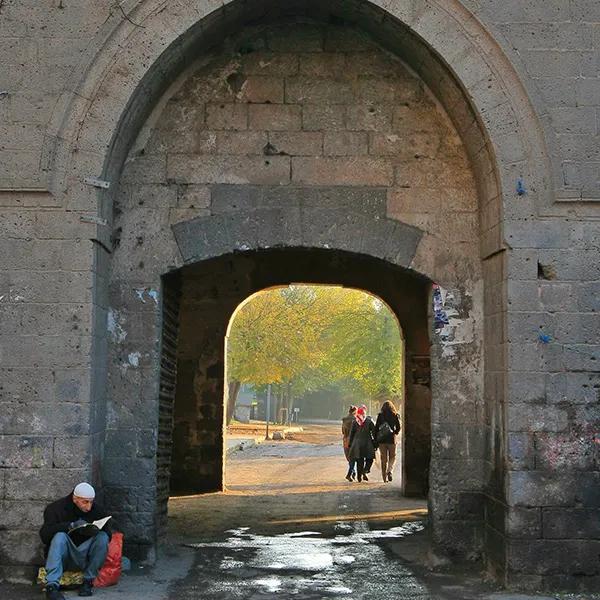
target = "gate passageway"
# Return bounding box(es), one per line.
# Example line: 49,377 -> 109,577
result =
168,421 -> 430,598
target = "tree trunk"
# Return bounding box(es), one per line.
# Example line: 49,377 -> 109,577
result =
286,381 -> 293,425
276,385 -> 284,424
226,380 -> 241,425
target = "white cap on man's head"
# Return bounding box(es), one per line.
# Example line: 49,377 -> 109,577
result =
73,482 -> 95,499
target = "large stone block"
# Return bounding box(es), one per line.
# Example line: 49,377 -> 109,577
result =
5,468 -> 88,501
52,436 -> 90,469
302,104 -> 345,130
137,429 -> 157,458
205,103 -> 248,130
268,131 -> 323,156
0,270 -> 92,305
429,458 -> 485,491
285,78 -> 353,104
0,303 -> 92,337
216,131 -> 267,155
507,432 -> 535,469
103,457 -> 155,488
543,508 -> 600,539
430,424 -> 486,460
0,368 -> 55,403
538,249 -> 600,281
0,501 -> 45,531
323,131 -> 368,156
177,185 -> 211,210
505,220 -> 571,250
535,432 -> 596,471
167,154 -> 290,185
346,105 -> 392,132
121,155 -> 167,185
241,52 -> 299,76
299,53 -> 346,77
292,156 -> 393,186
506,506 -> 541,539
237,76 -> 284,103
0,531 -> 43,567
507,471 -> 600,507
248,104 -> 301,131
108,511 -> 156,544
430,491 -> 484,521
508,539 -> 600,576
507,371 -> 545,403
546,372 -> 600,405
0,402 -> 89,436
507,403 -> 568,433
387,186 -> 475,215
105,429 -> 138,458
563,344 -> 600,371
0,436 -> 53,468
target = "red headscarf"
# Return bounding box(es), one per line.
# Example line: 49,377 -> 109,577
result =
355,406 -> 367,427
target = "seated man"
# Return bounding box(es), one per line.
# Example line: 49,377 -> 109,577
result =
39,482 -> 111,600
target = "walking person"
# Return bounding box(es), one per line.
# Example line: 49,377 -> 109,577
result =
342,405 -> 357,481
348,406 -> 376,482
374,400 -> 401,482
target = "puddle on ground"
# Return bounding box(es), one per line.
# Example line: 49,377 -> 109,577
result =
184,520 -> 430,598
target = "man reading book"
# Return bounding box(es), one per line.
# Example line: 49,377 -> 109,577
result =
39,482 -> 112,600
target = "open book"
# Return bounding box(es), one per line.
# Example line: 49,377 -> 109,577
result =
68,516 -> 112,538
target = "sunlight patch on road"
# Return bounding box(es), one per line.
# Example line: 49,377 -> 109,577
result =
269,507 -> 427,525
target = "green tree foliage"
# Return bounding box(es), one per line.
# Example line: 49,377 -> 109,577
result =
226,285 -> 402,421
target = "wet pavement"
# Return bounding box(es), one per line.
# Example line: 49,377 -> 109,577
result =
3,430 -> 600,599
177,521 -> 431,599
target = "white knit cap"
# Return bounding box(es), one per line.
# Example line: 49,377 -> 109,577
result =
73,482 -> 95,499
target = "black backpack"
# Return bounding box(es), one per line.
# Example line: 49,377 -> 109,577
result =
376,421 -> 393,443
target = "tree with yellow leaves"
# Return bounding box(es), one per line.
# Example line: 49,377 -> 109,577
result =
225,285 -> 402,423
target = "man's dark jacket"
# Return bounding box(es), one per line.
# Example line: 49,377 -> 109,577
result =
39,492 -> 112,549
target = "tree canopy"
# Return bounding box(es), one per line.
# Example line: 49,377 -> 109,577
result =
226,285 -> 403,418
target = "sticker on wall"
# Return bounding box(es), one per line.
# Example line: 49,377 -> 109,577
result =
432,283 -> 476,358
432,284 -> 449,330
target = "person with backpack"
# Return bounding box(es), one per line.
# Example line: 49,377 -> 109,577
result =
348,406 -> 376,482
374,400 -> 401,482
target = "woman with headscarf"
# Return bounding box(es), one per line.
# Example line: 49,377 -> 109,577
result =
348,405 -> 376,482
374,400 -> 401,482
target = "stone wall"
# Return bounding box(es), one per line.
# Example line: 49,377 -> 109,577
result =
167,248 -> 432,501
0,0 -> 598,591
104,20 -> 483,561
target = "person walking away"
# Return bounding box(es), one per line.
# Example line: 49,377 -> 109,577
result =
374,400 -> 401,482
359,404 -> 375,474
39,482 -> 113,599
348,406 -> 376,482
342,405 -> 357,481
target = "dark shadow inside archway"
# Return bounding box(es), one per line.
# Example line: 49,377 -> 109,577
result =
157,247 -> 432,533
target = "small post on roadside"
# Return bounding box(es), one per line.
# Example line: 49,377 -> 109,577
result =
265,383 -> 271,440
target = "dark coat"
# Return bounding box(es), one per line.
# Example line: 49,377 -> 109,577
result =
374,412 -> 401,445
341,414 -> 354,440
348,417 -> 376,460
341,414 -> 355,460
39,493 -> 112,550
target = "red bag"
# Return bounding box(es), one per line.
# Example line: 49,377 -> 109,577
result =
94,532 -> 123,587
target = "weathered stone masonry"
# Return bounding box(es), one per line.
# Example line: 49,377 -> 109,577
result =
0,0 -> 599,592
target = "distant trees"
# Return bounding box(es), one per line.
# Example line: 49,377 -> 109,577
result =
225,285 -> 403,423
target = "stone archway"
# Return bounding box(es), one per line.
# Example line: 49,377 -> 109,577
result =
46,0 -> 554,582
163,244 -> 431,502
102,10 -> 488,563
